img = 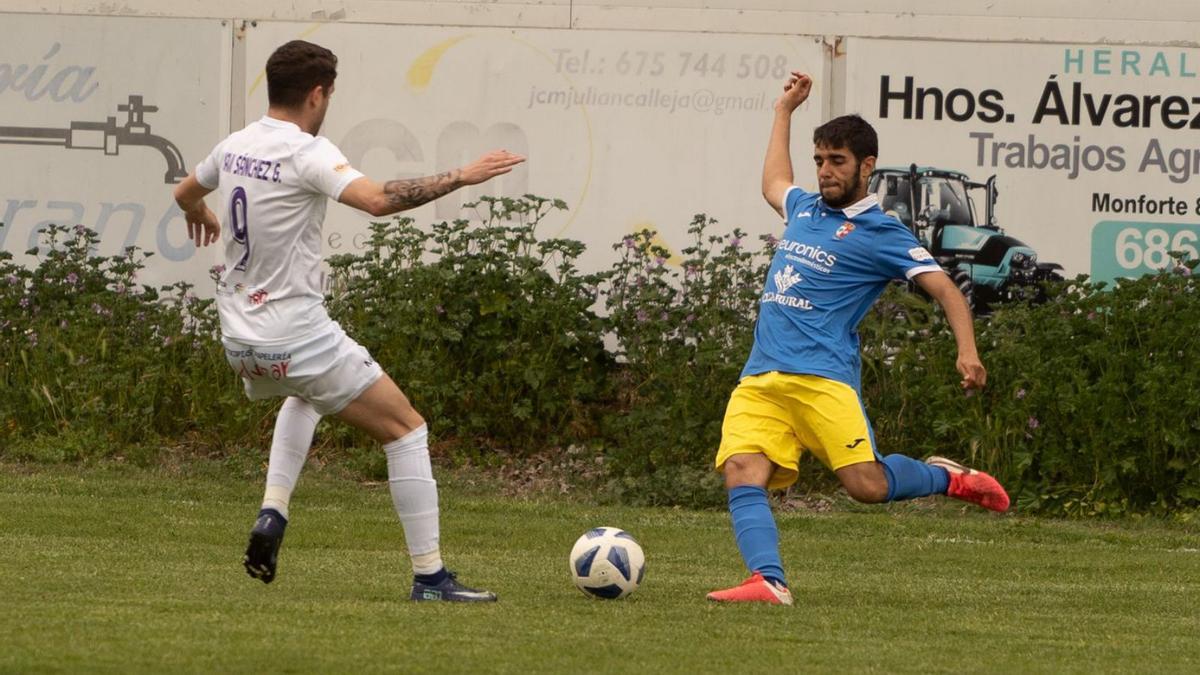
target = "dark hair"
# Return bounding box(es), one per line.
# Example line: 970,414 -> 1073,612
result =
266,40 -> 338,108
812,114 -> 878,162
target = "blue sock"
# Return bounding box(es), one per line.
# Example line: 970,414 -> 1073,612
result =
728,486 -> 786,587
414,567 -> 449,586
880,454 -> 950,501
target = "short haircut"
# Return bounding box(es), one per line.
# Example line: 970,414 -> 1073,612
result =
812,114 -> 878,162
266,40 -> 338,108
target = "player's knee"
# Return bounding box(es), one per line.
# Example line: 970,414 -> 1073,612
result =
722,453 -> 772,488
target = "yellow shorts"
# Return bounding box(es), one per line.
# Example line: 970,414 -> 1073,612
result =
715,372 -> 878,490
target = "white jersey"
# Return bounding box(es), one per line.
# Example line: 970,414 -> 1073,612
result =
195,116 -> 364,345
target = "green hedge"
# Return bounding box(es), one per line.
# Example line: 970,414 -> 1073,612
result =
1,201 -> 1197,516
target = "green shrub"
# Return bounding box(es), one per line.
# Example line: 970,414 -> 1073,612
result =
596,217 -> 771,507
325,196 -> 612,456
860,265 -> 1200,516
0,223 -> 269,457
3,209 -> 1197,517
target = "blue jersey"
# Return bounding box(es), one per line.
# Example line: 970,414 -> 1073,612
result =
741,186 -> 943,391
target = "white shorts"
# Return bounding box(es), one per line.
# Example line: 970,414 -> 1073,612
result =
222,323 -> 384,416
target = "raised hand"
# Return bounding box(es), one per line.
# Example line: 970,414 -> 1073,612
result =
776,71 -> 812,114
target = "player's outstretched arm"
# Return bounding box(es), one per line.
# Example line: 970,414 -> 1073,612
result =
173,174 -> 220,247
763,72 -> 811,218
339,150 -> 525,217
914,270 -> 987,390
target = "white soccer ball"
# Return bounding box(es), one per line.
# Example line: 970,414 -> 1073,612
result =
568,526 -> 645,599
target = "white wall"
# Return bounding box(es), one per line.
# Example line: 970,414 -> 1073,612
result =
4,1 -> 1200,45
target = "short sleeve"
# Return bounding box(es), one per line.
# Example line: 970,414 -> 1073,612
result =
873,224 -> 944,280
194,143 -> 222,189
295,137 -> 365,200
782,185 -> 809,221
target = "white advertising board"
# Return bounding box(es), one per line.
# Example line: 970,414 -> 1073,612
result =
243,23 -> 826,275
0,14 -> 230,291
844,38 -> 1200,284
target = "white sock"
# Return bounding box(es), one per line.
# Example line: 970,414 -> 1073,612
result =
384,424 -> 444,575
261,397 -> 320,520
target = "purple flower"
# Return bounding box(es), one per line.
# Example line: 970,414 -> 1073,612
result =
19,297 -> 30,308
636,310 -> 648,323
1015,388 -> 1026,400
655,256 -> 666,266
114,283 -> 126,295
92,303 -> 103,314
6,274 -> 19,285
1176,265 -> 1193,277
162,336 -> 173,347
59,320 -> 68,329
659,312 -> 668,321
685,313 -> 696,323
1028,416 -> 1040,430
74,224 -> 86,235
26,330 -> 37,346
66,272 -> 79,285
623,236 -> 636,250
1086,312 -> 1096,321
135,312 -> 146,322
766,234 -> 779,247
731,237 -> 743,249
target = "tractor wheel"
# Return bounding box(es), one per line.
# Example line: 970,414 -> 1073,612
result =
950,267 -> 976,313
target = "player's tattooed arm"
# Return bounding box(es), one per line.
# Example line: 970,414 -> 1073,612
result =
340,150 -> 525,217
382,171 -> 463,211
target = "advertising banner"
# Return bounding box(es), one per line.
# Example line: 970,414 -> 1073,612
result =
244,23 -> 825,275
844,38 -> 1200,286
0,14 -> 230,290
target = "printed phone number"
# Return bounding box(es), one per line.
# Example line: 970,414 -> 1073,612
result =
552,49 -> 791,80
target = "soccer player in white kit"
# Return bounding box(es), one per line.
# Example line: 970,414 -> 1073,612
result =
172,40 -> 524,601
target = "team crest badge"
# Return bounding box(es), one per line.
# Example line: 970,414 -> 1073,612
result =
834,222 -> 856,240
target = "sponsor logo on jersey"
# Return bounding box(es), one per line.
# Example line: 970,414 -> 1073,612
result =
777,238 -> 838,273
908,246 -> 934,262
248,289 -> 269,306
762,291 -> 813,310
773,264 -> 802,294
834,222 -> 856,240
794,210 -> 813,219
334,162 -> 352,173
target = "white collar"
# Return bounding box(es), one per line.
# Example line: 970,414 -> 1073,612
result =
834,194 -> 879,218
259,115 -> 302,132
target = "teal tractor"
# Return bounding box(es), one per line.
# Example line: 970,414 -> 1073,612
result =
869,165 -> 1064,313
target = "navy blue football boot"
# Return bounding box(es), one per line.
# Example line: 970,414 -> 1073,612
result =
243,508 -> 287,584
410,570 -> 497,602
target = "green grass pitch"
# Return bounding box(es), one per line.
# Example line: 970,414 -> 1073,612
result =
1,462 -> 1197,673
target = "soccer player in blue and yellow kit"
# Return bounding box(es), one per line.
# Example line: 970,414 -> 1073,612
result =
707,73 -> 1010,605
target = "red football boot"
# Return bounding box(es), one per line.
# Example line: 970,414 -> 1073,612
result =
706,572 -> 793,605
926,456 -> 1011,512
